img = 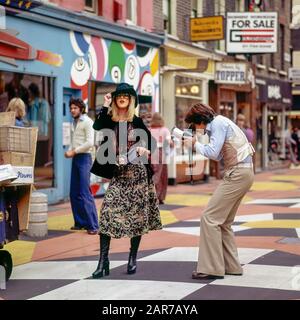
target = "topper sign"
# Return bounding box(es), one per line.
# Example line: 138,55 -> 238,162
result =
226,12 -> 278,53
215,62 -> 247,84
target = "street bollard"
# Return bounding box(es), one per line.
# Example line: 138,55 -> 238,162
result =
27,192 -> 48,237
0,265 -> 5,290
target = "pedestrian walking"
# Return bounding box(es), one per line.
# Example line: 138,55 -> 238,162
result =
91,83 -> 162,278
150,113 -> 173,204
183,103 -> 255,279
291,127 -> 300,161
236,113 -> 254,143
64,98 -> 99,235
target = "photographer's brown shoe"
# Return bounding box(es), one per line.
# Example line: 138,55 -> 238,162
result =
192,271 -> 224,280
225,272 -> 243,276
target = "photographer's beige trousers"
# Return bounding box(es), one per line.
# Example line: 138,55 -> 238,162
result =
196,167 -> 254,276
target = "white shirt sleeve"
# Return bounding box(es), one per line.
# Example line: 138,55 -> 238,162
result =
194,118 -> 227,161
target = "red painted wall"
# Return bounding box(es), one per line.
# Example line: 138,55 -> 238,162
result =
49,0 -> 85,12
48,0 -> 153,30
137,0 -> 153,31
100,0 -> 127,24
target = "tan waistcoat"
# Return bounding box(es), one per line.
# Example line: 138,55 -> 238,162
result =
220,117 -> 255,170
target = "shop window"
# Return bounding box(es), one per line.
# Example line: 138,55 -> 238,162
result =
280,24 -> 285,71
270,53 -> 275,69
247,0 -> 265,11
127,0 -> 137,25
219,102 -> 234,120
175,76 -> 203,130
235,0 -> 243,11
0,71 -> 55,189
191,0 -> 202,18
257,54 -> 264,65
215,0 -> 225,15
163,0 -> 171,33
84,0 -> 97,13
88,81 -> 117,121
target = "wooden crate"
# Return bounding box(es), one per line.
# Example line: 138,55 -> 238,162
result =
0,126 -> 31,153
0,112 -> 16,126
0,151 -> 34,166
2,128 -> 38,233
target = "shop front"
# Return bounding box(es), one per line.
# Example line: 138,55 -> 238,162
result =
209,61 -> 256,177
256,77 -> 292,170
0,2 -> 162,203
161,40 -> 220,184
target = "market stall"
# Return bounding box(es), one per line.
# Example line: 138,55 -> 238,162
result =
0,112 -> 37,281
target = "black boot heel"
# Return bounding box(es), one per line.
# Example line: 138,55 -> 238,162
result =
127,235 -> 141,275
104,262 -> 110,276
92,233 -> 111,279
127,253 -> 137,274
92,261 -> 110,278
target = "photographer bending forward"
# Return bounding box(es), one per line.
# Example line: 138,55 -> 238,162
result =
183,103 -> 254,280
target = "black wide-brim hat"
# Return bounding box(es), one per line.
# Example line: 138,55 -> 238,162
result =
111,82 -> 138,108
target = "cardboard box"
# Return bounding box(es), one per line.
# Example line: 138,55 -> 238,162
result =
0,112 -> 16,126
0,151 -> 34,166
10,166 -> 34,184
0,164 -> 18,185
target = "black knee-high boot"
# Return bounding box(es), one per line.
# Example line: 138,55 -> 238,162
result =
127,235 -> 141,274
92,233 -> 111,279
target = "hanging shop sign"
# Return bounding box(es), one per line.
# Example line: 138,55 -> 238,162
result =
257,77 -> 292,108
190,16 -> 224,42
226,12 -> 278,53
215,62 -> 247,84
289,68 -> 300,81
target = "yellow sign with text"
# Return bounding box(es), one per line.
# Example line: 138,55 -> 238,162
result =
190,16 -> 224,41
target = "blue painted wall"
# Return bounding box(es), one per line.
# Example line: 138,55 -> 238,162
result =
0,14 -> 160,203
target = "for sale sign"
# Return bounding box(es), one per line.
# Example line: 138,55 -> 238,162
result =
226,12 -> 278,53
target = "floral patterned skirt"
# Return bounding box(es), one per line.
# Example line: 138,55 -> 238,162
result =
98,164 -> 162,238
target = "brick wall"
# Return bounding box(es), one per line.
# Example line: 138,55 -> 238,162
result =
176,0 -> 191,41
255,0 -> 291,80
203,0 -> 215,50
137,0 -> 153,31
153,0 -> 164,33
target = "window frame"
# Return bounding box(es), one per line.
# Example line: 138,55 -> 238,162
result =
84,0 -> 97,14
127,0 -> 137,25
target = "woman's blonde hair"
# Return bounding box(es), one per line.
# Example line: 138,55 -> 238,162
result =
150,112 -> 164,127
6,97 -> 26,118
110,96 -> 136,122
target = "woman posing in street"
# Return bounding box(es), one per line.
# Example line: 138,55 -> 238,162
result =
91,83 -> 162,278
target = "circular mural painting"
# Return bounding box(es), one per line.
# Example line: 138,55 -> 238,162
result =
137,46 -> 152,68
70,31 -> 91,56
89,37 -> 108,81
111,66 -> 122,83
109,41 -> 125,83
71,57 -> 91,87
139,71 -> 155,96
124,55 -> 140,89
122,42 -> 135,54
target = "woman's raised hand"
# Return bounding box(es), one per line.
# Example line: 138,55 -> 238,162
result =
103,93 -> 112,107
